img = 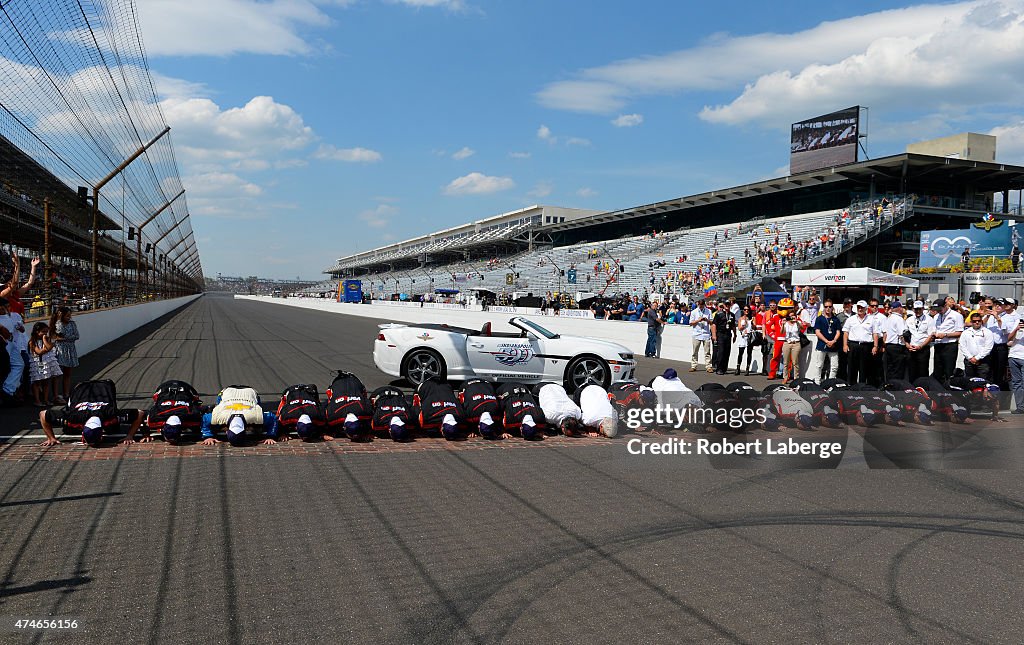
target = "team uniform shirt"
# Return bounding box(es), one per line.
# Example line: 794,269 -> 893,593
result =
689,308 -> 713,341
843,314 -> 878,343
959,326 -> 994,361
765,314 -> 784,342
933,309 -> 964,344
904,314 -> 932,349
537,383 -> 582,427
882,313 -> 908,345
578,385 -> 616,427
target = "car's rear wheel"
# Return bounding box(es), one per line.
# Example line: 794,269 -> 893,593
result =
403,348 -> 446,386
565,355 -> 610,392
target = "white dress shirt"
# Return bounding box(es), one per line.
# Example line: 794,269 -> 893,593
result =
537,383 -> 582,426
843,314 -> 877,343
959,326 -> 994,361
882,312 -> 908,344
579,384 -> 616,427
986,311 -> 1015,344
907,313 -> 935,347
934,309 -> 964,343
690,308 -> 713,341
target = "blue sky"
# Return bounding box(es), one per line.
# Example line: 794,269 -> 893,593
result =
134,0 -> 1024,279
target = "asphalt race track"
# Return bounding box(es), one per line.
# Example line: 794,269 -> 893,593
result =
1,293 -> 1023,644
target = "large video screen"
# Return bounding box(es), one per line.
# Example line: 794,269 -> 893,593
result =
790,106 -> 860,174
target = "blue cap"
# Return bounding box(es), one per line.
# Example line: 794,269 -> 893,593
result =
295,414 -> 315,440
639,388 -> 657,405
161,415 -> 183,442
663,368 -> 678,380
83,416 -> 103,446
389,418 -> 408,442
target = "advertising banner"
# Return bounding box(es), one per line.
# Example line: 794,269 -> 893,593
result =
919,226 -> 1014,268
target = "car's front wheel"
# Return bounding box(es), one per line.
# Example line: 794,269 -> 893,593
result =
403,348 -> 447,386
565,355 -> 610,392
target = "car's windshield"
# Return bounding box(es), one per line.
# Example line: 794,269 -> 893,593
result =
516,318 -> 558,339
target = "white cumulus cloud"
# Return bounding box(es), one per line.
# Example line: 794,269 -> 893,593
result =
452,146 -> 475,160
991,120 -> 1024,163
576,187 -> 598,198
509,151 -> 531,159
536,0 -> 1024,127
444,172 -> 515,196
314,144 -> 383,162
612,113 -> 643,127
358,204 -> 399,229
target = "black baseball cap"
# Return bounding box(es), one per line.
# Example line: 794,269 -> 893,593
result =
931,298 -> 945,309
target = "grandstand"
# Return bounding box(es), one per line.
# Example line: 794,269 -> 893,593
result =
318,151 -> 1024,302
0,0 -> 203,314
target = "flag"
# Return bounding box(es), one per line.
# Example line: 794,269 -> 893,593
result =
703,280 -> 717,297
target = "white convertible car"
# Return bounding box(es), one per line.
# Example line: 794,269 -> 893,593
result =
374,316 -> 637,389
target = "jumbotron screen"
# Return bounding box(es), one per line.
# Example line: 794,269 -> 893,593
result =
790,106 -> 860,174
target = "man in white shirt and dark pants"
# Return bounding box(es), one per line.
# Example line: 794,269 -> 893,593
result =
842,301 -> 878,385
932,298 -> 964,385
959,312 -> 994,381
882,300 -> 909,381
906,300 -> 935,382
984,297 -> 1014,390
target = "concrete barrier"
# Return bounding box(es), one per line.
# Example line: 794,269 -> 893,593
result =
71,295 -> 203,357
238,295 -> 763,372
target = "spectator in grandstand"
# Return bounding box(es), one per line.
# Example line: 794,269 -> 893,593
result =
881,301 -> 909,382
49,307 -> 79,401
689,299 -> 713,372
932,298 -> 964,385
960,313 -> 994,381
810,300 -> 841,384
645,300 -> 663,358
1,256 -> 40,317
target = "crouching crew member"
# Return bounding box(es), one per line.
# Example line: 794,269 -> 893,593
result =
325,371 -> 372,440
608,382 -> 658,433
277,384 -> 329,441
461,379 -> 506,439
39,379 -> 145,447
201,385 -> 279,445
370,386 -> 413,441
496,382 -> 543,439
535,382 -> 585,436
143,380 -> 204,444
413,379 -> 464,440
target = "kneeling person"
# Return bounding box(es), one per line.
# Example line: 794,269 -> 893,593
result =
40,379 -> 145,447
201,385 -> 279,445
536,382 -> 585,437
144,379 -> 204,444
576,384 -> 619,437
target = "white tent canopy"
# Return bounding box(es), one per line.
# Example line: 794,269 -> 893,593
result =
790,268 -> 920,288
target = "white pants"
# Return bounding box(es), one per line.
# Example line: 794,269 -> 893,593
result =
809,349 -> 839,384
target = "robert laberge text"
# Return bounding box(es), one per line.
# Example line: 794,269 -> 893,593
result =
627,437 -> 844,459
